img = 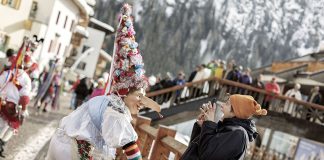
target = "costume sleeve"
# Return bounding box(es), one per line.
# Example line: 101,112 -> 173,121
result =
19,72 -> 32,97
102,108 -> 138,148
102,108 -> 142,159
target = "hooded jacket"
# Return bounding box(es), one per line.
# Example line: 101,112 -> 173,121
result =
187,118 -> 258,160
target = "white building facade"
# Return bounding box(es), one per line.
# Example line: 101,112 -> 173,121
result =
74,27 -> 105,78
0,0 -> 33,51
29,0 -> 83,71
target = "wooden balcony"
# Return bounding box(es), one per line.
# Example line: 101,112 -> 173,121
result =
116,77 -> 324,159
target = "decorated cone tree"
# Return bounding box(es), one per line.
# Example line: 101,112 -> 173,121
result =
110,4 -> 147,96
44,3 -> 161,160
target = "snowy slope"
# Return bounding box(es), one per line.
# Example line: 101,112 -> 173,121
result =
95,0 -> 324,75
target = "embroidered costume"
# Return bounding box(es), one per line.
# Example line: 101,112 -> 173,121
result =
46,3 -> 161,160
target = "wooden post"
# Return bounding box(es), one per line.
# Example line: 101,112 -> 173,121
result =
134,116 -> 152,150
169,91 -> 177,107
208,80 -> 216,97
150,125 -> 176,160
257,93 -> 265,106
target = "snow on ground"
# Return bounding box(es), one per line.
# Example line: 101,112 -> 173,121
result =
13,121 -> 56,160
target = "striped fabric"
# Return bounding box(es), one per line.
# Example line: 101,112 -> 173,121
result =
123,142 -> 142,160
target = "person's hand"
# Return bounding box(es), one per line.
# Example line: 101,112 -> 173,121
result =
197,113 -> 205,127
21,110 -> 29,117
199,102 -> 216,122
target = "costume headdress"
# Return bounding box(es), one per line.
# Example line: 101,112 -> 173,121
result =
106,4 -> 161,113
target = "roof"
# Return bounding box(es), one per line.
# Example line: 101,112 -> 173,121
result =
89,18 -> 115,35
293,78 -> 324,87
261,74 -> 287,83
99,49 -> 112,62
74,25 -> 89,38
72,0 -> 94,16
85,0 -> 96,6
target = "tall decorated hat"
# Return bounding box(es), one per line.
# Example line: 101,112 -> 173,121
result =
110,3 -> 161,113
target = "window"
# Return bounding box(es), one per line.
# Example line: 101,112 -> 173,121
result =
77,62 -> 86,70
56,43 -> 61,55
70,20 -> 74,31
64,16 -> 68,28
56,11 -> 61,25
29,1 -> 38,19
82,45 -> 90,53
48,40 -> 53,52
0,32 -> 9,51
64,57 -> 75,68
2,0 -> 21,9
63,45 -> 69,56
71,47 -> 78,57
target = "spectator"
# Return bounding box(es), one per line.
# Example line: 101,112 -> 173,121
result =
240,68 -> 252,85
223,60 -> 235,79
148,75 -> 157,86
74,77 -> 93,109
214,61 -> 225,79
252,75 -> 264,89
226,65 -> 241,94
252,75 -> 265,100
38,81 -> 55,112
51,70 -> 62,110
306,86 -> 322,121
150,74 -> 163,92
158,72 -> 175,103
283,83 -> 302,115
90,78 -> 105,98
263,77 -> 280,110
226,65 -> 241,82
181,94 -> 267,160
173,71 -> 186,103
207,60 -> 217,76
69,74 -> 80,110
192,64 -> 212,96
160,72 -> 175,89
0,48 -> 15,72
188,66 -> 199,82
239,68 -> 252,94
39,67 -> 49,88
174,71 -> 186,86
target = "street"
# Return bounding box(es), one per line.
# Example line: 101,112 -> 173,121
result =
2,93 -> 72,160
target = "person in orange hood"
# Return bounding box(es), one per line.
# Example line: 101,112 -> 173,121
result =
181,94 -> 267,160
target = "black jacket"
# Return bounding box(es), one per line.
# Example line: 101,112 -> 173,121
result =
188,118 -> 258,160
307,93 -> 322,105
188,71 -> 197,82
75,78 -> 93,100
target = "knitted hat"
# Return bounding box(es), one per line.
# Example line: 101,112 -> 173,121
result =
111,3 -> 147,95
230,94 -> 267,119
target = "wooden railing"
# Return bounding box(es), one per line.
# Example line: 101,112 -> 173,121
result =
147,77 -> 324,124
117,77 -> 324,159
116,116 -> 187,160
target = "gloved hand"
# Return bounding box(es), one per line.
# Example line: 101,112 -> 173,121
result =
19,96 -> 30,110
21,109 -> 29,118
18,108 -> 29,125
